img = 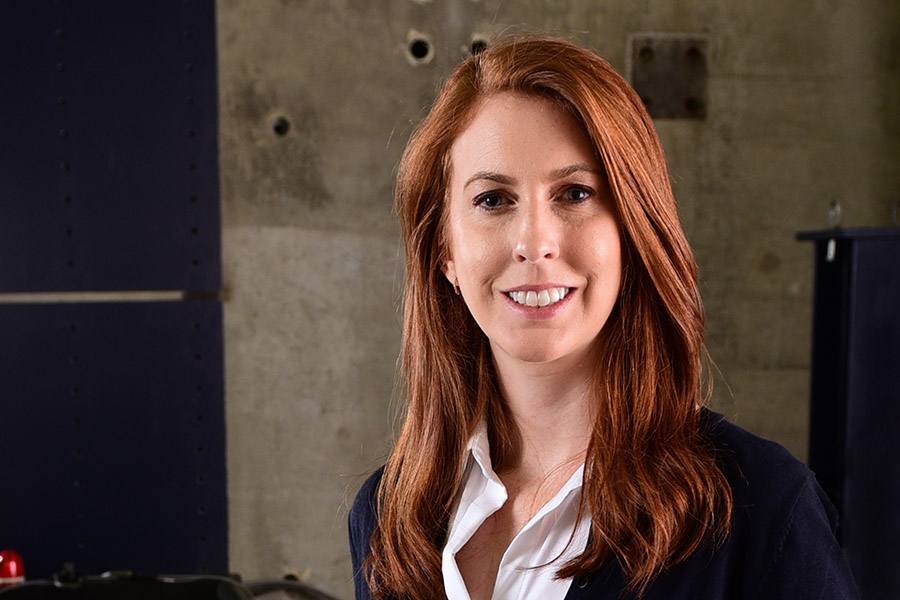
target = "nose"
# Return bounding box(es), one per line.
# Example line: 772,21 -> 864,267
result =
513,202 -> 560,263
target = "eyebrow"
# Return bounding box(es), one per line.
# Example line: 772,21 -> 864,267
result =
463,163 -> 601,190
548,163 -> 601,180
463,171 -> 517,189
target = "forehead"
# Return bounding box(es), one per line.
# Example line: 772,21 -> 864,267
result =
448,92 -> 599,177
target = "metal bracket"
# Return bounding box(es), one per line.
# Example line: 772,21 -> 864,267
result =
628,34 -> 709,120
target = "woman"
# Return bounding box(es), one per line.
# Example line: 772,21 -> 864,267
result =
349,35 -> 858,599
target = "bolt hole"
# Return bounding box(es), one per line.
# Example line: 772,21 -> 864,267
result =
272,116 -> 290,136
686,45 -> 704,63
685,96 -> 704,114
407,36 -> 433,63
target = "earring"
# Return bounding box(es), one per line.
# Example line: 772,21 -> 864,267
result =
453,279 -> 460,295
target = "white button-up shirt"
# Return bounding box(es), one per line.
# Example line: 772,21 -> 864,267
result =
441,424 -> 592,599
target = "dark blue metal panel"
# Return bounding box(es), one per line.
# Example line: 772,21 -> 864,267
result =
0,300 -> 227,578
798,227 -> 900,598
0,0 -> 220,292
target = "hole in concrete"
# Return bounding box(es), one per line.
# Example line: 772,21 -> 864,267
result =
686,45 -> 704,63
684,96 -> 705,115
272,116 -> 290,136
407,36 -> 432,63
470,37 -> 488,55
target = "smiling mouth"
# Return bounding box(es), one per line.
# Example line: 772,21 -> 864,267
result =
507,287 -> 570,308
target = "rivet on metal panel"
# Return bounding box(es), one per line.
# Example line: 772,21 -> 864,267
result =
629,35 -> 708,120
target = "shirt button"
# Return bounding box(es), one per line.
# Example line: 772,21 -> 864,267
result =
576,575 -> 590,588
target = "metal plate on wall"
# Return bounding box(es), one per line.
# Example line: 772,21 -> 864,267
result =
0,0 -> 220,293
0,300 -> 227,578
628,34 -> 708,120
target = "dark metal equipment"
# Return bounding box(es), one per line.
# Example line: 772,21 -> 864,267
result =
798,227 -> 900,598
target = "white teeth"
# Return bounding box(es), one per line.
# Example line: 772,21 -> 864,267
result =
508,287 -> 569,307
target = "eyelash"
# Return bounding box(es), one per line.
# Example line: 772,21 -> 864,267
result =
472,191 -> 509,209
472,185 -> 594,210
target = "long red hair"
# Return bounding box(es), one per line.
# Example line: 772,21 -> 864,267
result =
368,34 -> 732,598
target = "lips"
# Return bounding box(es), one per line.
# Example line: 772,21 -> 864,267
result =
507,287 -> 570,308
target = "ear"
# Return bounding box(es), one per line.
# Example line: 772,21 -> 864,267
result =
442,259 -> 457,288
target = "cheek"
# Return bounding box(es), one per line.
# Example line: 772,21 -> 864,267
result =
449,223 -> 505,276
584,230 -> 623,289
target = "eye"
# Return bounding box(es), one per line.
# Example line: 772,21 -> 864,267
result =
560,186 -> 593,203
473,191 -> 510,210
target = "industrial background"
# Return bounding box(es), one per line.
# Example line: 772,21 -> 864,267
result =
219,1 -> 898,596
1,1 -> 898,599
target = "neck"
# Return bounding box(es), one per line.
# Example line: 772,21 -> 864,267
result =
490,346 -> 596,476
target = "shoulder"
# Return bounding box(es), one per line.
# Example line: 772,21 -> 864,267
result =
350,467 -> 384,524
347,467 -> 384,599
349,466 -> 384,554
697,410 -> 859,598
702,409 -> 818,504
701,409 -> 835,547
348,466 -> 385,600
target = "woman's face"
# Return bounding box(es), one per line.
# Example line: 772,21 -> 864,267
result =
443,92 -> 622,371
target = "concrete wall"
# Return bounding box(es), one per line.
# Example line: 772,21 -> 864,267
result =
217,1 -> 900,596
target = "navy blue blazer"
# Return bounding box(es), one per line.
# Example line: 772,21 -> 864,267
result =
349,411 -> 860,599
